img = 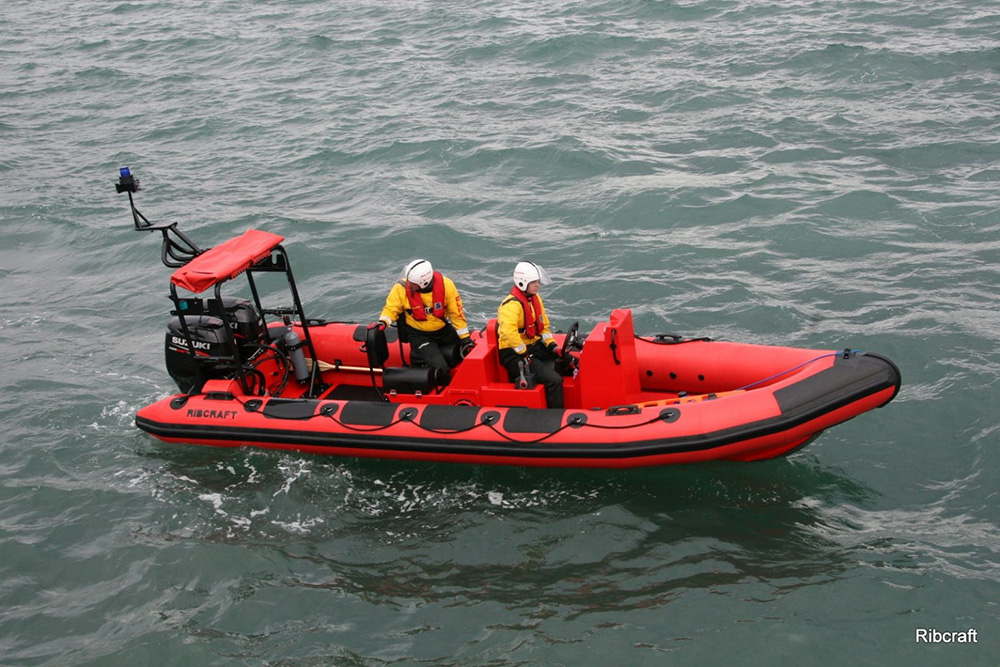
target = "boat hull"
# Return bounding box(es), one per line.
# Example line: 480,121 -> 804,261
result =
136,348 -> 900,468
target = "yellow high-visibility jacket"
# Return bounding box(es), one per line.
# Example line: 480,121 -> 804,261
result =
497,292 -> 554,354
379,275 -> 470,337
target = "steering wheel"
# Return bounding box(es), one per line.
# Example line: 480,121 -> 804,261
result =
560,321 -> 581,357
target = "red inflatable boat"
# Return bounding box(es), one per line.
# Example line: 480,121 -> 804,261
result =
120,169 -> 900,468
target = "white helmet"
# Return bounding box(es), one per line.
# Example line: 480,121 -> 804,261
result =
399,259 -> 434,289
513,261 -> 551,291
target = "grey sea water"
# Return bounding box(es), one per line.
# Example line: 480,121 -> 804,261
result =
2,0 -> 999,664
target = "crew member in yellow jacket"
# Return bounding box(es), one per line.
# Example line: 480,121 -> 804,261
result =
496,261 -> 563,409
370,259 -> 474,375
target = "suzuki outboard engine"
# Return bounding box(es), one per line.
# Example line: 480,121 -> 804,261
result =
165,297 -> 264,392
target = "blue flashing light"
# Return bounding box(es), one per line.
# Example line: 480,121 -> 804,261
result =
120,166 -> 131,178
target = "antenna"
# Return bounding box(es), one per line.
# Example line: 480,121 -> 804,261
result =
115,167 -> 204,267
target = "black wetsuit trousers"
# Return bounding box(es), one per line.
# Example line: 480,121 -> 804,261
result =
406,324 -> 461,374
498,341 -> 564,409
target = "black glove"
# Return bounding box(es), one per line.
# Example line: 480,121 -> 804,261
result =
460,337 -> 476,357
546,340 -> 560,356
367,321 -> 386,331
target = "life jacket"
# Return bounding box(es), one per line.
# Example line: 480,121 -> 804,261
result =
509,286 -> 542,339
406,272 -> 446,321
